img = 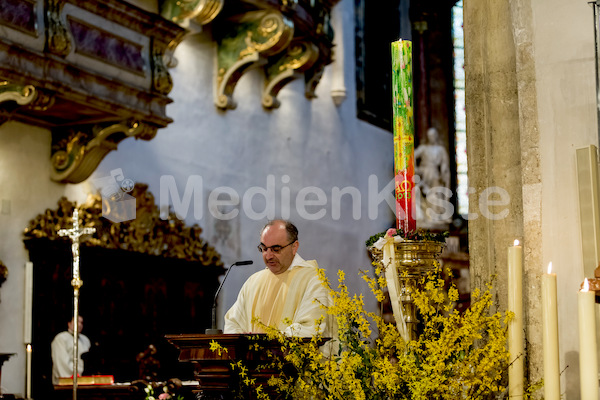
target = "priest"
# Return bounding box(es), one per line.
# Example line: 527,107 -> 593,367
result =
51,315 -> 91,385
224,220 -> 335,344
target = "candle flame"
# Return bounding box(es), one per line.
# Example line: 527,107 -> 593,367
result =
583,278 -> 590,292
26,344 -> 31,352
514,239 -> 520,246
547,262 -> 553,274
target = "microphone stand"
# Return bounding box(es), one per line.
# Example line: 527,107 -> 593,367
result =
205,260 -> 253,334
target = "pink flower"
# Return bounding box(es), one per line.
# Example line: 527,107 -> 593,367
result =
158,393 -> 171,400
386,228 -> 397,237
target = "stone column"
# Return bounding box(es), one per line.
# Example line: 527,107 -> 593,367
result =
463,0 -> 543,392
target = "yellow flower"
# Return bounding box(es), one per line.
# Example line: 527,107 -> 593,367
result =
219,262 -> 529,400
209,340 -> 227,356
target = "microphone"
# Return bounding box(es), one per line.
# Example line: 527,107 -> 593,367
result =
205,260 -> 254,334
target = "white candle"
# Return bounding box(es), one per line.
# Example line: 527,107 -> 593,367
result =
508,239 -> 524,399
578,278 -> 598,400
23,262 -> 33,344
26,344 -> 31,399
542,262 -> 560,400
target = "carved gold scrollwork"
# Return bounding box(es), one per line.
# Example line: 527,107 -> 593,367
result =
305,62 -> 326,99
240,12 -> 294,58
193,0 -> 224,25
262,40 -> 319,109
27,88 -> 55,112
0,82 -> 37,106
23,185 -> 223,266
214,10 -> 294,110
46,0 -> 71,57
0,83 -> 55,125
161,0 -> 224,26
152,43 -> 174,95
50,119 -> 154,183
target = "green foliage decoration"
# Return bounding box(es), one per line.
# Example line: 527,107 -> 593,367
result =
365,228 -> 449,248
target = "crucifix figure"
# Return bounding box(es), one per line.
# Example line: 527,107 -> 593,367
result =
58,208 -> 95,400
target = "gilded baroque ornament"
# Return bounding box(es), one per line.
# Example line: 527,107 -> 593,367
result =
0,81 -> 56,125
161,0 -> 224,26
262,39 -> 319,109
23,184 -> 223,266
214,10 -> 294,109
46,0 -> 72,57
50,120 -> 155,183
305,62 -> 326,99
208,0 -> 341,110
0,82 -> 37,106
152,43 -> 174,95
0,0 -> 185,182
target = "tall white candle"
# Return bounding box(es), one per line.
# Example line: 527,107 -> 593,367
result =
26,344 -> 31,399
578,278 -> 598,400
542,262 -> 560,400
23,262 -> 33,344
508,239 -> 524,399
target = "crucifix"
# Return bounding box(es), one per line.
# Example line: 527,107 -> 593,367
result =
58,207 -> 95,400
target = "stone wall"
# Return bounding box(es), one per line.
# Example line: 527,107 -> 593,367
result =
464,0 -> 597,398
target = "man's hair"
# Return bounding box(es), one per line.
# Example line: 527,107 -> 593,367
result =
65,314 -> 83,325
262,219 -> 298,242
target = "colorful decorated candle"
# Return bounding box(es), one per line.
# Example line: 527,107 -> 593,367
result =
391,39 -> 415,234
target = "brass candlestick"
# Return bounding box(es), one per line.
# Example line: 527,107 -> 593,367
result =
370,239 -> 445,341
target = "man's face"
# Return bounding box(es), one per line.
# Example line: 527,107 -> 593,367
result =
260,223 -> 298,275
68,316 -> 84,333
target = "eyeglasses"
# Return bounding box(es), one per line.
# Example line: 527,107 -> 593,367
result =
257,241 -> 296,254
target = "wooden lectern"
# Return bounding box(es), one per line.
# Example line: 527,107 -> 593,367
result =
165,334 -> 288,400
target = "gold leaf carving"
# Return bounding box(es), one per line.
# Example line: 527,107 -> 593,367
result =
239,12 -> 293,58
262,40 -> 319,109
46,0 -> 71,57
0,82 -> 37,106
161,0 -> 224,25
23,184 -> 223,266
50,120 -> 154,183
152,44 -> 173,95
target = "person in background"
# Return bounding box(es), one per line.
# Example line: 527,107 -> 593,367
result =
51,315 -> 91,384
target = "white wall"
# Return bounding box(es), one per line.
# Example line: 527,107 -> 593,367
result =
0,123 -> 90,395
533,1 -> 598,397
0,0 -> 394,394
88,0 -> 394,329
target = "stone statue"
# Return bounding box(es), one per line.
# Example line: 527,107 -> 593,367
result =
414,127 -> 452,228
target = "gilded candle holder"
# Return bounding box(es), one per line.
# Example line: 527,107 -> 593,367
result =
370,240 -> 446,340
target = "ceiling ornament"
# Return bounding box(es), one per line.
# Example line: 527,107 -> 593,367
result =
23,183 -> 223,266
